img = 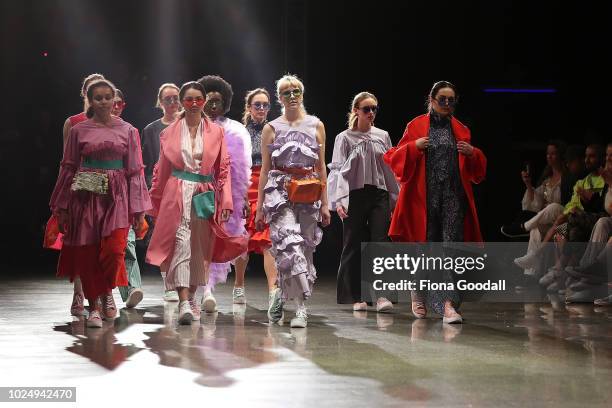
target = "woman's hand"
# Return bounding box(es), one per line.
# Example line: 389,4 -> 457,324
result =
336,204 -> 348,219
320,207 -> 331,227
457,141 -> 474,157
221,209 -> 231,222
132,212 -> 145,234
415,137 -> 429,151
57,210 -> 69,234
255,209 -> 265,231
521,170 -> 533,189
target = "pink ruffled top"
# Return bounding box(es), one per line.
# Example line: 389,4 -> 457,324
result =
49,118 -> 152,246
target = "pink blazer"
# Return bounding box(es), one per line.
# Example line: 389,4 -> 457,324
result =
145,117 -> 238,266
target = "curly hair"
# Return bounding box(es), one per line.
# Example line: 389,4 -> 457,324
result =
197,75 -> 233,114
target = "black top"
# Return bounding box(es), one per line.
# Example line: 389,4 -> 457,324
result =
246,119 -> 265,166
141,118 -> 169,188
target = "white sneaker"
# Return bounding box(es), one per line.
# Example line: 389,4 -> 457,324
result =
178,301 -> 193,325
353,302 -> 368,311
201,290 -> 217,313
233,287 -> 246,304
376,297 -> 393,313
87,310 -> 103,328
126,288 -> 143,308
163,290 -> 179,302
290,306 -> 308,328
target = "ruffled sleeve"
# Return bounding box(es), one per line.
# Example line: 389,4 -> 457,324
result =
327,133 -> 350,211
125,127 -> 152,216
49,126 -> 80,213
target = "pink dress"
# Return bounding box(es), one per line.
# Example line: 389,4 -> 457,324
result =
50,118 -> 151,245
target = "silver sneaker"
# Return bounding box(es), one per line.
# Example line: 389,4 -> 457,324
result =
267,288 -> 284,324
290,306 -> 308,328
233,287 -> 246,304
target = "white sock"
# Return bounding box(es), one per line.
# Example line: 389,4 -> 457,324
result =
295,298 -> 306,312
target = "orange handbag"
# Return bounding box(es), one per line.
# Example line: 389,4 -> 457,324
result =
286,177 -> 325,203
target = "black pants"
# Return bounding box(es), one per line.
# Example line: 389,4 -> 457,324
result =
337,185 -> 391,304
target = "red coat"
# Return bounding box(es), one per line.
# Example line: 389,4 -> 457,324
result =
383,113 -> 486,242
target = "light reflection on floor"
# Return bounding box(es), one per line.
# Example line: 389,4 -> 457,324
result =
1,275 -> 611,407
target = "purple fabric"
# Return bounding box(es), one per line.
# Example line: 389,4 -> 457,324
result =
49,118 -> 152,246
208,118 -> 251,289
263,115 -> 323,301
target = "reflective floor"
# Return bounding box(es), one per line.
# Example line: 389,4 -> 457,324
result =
1,274 -> 612,407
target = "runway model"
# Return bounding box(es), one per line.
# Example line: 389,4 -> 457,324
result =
255,74 -> 331,328
50,79 -> 151,328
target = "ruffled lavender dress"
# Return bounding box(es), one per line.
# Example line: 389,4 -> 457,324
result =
264,115 -> 323,301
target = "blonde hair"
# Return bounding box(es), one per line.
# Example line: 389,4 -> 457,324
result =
275,74 -> 306,114
242,88 -> 271,125
155,82 -> 180,108
347,91 -> 378,129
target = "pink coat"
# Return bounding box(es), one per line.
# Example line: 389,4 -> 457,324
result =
145,117 -> 237,267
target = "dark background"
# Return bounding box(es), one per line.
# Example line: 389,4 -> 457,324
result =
0,0 -> 606,276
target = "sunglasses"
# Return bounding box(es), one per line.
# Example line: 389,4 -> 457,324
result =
434,96 -> 457,107
359,105 -> 378,114
113,100 -> 126,109
183,96 -> 205,108
161,95 -> 179,105
281,88 -> 302,99
252,101 -> 270,111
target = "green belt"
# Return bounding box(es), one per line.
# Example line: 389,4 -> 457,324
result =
172,169 -> 214,183
82,158 -> 124,170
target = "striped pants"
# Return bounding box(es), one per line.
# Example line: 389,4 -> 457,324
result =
163,216 -> 213,289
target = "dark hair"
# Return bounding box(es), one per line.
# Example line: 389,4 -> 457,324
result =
538,139 -> 567,185
115,88 -> 125,101
197,75 -> 233,114
178,81 -> 206,119
85,79 -> 116,118
81,73 -> 105,98
427,80 -> 458,111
